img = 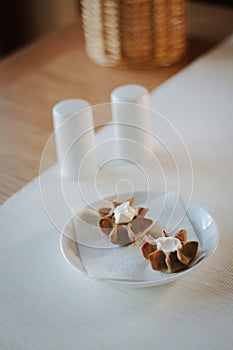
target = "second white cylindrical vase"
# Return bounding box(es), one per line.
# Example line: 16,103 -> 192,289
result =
111,84 -> 153,162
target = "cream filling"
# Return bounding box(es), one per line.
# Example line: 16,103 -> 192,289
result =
155,237 -> 182,253
114,201 -> 136,224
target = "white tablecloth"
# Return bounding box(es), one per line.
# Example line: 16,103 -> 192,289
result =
1,36 -> 233,349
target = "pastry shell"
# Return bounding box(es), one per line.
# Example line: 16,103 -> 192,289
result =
98,197 -> 153,245
141,230 -> 198,273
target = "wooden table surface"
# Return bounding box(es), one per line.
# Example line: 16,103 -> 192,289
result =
0,2 -> 233,204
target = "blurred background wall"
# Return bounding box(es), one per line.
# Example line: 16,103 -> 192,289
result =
0,0 -> 232,58
0,0 -> 79,58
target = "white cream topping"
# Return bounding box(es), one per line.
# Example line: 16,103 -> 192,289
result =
113,201 -> 136,224
155,237 -> 182,253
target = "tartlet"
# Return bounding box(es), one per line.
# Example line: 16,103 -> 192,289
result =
98,197 -> 153,245
141,230 -> 198,273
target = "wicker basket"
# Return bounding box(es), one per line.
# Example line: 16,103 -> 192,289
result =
80,0 -> 187,69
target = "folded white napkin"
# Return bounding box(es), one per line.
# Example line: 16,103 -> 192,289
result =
64,191 -> 200,281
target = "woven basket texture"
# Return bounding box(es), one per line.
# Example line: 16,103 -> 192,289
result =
81,0 -> 187,68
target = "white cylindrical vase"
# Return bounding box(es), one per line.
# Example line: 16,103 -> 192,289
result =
52,99 -> 96,180
111,84 -> 153,162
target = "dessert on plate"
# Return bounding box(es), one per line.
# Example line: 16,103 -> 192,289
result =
141,229 -> 198,273
98,196 -> 198,274
98,197 -> 153,245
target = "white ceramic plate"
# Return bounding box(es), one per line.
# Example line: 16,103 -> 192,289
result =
60,191 -> 219,287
